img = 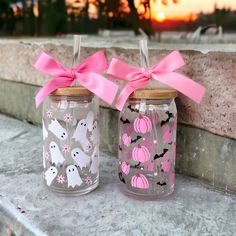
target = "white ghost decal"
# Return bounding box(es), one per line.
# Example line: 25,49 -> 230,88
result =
91,121 -> 99,146
66,165 -> 83,188
49,141 -> 65,165
45,166 -> 58,186
89,147 -> 99,174
48,119 -> 68,140
72,112 -> 94,152
71,147 -> 91,169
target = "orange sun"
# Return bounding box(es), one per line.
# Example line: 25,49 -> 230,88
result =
156,11 -> 166,22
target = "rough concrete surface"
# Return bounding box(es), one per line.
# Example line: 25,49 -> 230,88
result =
0,113 -> 236,236
0,39 -> 235,139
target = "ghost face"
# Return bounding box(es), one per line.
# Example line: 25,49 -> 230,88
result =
48,119 -> 68,140
66,165 -> 83,188
71,148 -> 91,169
49,141 -> 65,165
45,166 -> 58,186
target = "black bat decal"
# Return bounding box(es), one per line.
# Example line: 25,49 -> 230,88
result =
161,111 -> 174,126
153,149 -> 168,160
157,182 -> 167,186
134,162 -> 141,168
120,117 -> 130,124
127,105 -> 139,113
131,135 -> 142,143
119,172 -> 125,183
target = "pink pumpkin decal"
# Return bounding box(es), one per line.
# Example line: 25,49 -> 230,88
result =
131,173 -> 149,189
121,161 -> 130,175
144,160 -> 156,172
122,133 -> 131,147
162,124 -> 172,144
134,115 -> 152,134
132,144 -> 150,163
161,152 -> 171,172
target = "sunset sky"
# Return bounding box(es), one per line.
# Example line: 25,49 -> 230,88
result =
153,0 -> 236,20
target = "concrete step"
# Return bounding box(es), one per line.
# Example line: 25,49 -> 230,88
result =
0,114 -> 235,235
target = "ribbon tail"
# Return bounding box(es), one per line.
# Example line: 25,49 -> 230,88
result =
115,84 -> 138,111
153,73 -> 206,104
35,78 -> 72,108
77,73 -> 119,105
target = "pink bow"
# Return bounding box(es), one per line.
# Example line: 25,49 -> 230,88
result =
107,51 -> 206,111
34,51 -> 118,107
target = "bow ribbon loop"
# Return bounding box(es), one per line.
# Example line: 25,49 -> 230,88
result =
34,51 -> 118,107
107,50 -> 206,111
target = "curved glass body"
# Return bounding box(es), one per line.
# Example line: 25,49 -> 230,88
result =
118,98 -> 177,200
42,94 -> 99,195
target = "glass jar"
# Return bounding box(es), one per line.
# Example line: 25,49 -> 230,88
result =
118,89 -> 178,200
42,87 -> 99,195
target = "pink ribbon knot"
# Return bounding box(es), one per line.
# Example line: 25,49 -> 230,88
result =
34,51 -> 119,108
107,50 -> 206,111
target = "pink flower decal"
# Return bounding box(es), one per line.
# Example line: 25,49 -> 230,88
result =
162,124 -> 172,144
131,173 -> 149,189
62,144 -> 71,153
44,152 -> 49,160
161,152 -> 171,173
84,176 -> 93,185
64,113 -> 73,123
144,160 -> 156,172
46,110 -> 53,118
122,133 -> 131,147
134,115 -> 152,134
121,161 -> 130,175
132,144 -> 150,163
57,175 -> 65,184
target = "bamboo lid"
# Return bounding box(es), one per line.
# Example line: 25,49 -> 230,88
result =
129,88 -> 177,100
51,87 -> 93,97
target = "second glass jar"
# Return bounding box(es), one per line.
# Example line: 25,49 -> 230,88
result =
118,89 -> 178,200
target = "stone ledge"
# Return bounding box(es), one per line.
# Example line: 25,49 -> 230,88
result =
0,114 -> 235,235
0,39 -> 235,140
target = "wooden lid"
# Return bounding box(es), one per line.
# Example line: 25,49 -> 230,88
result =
129,88 -> 177,100
51,87 -> 93,97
